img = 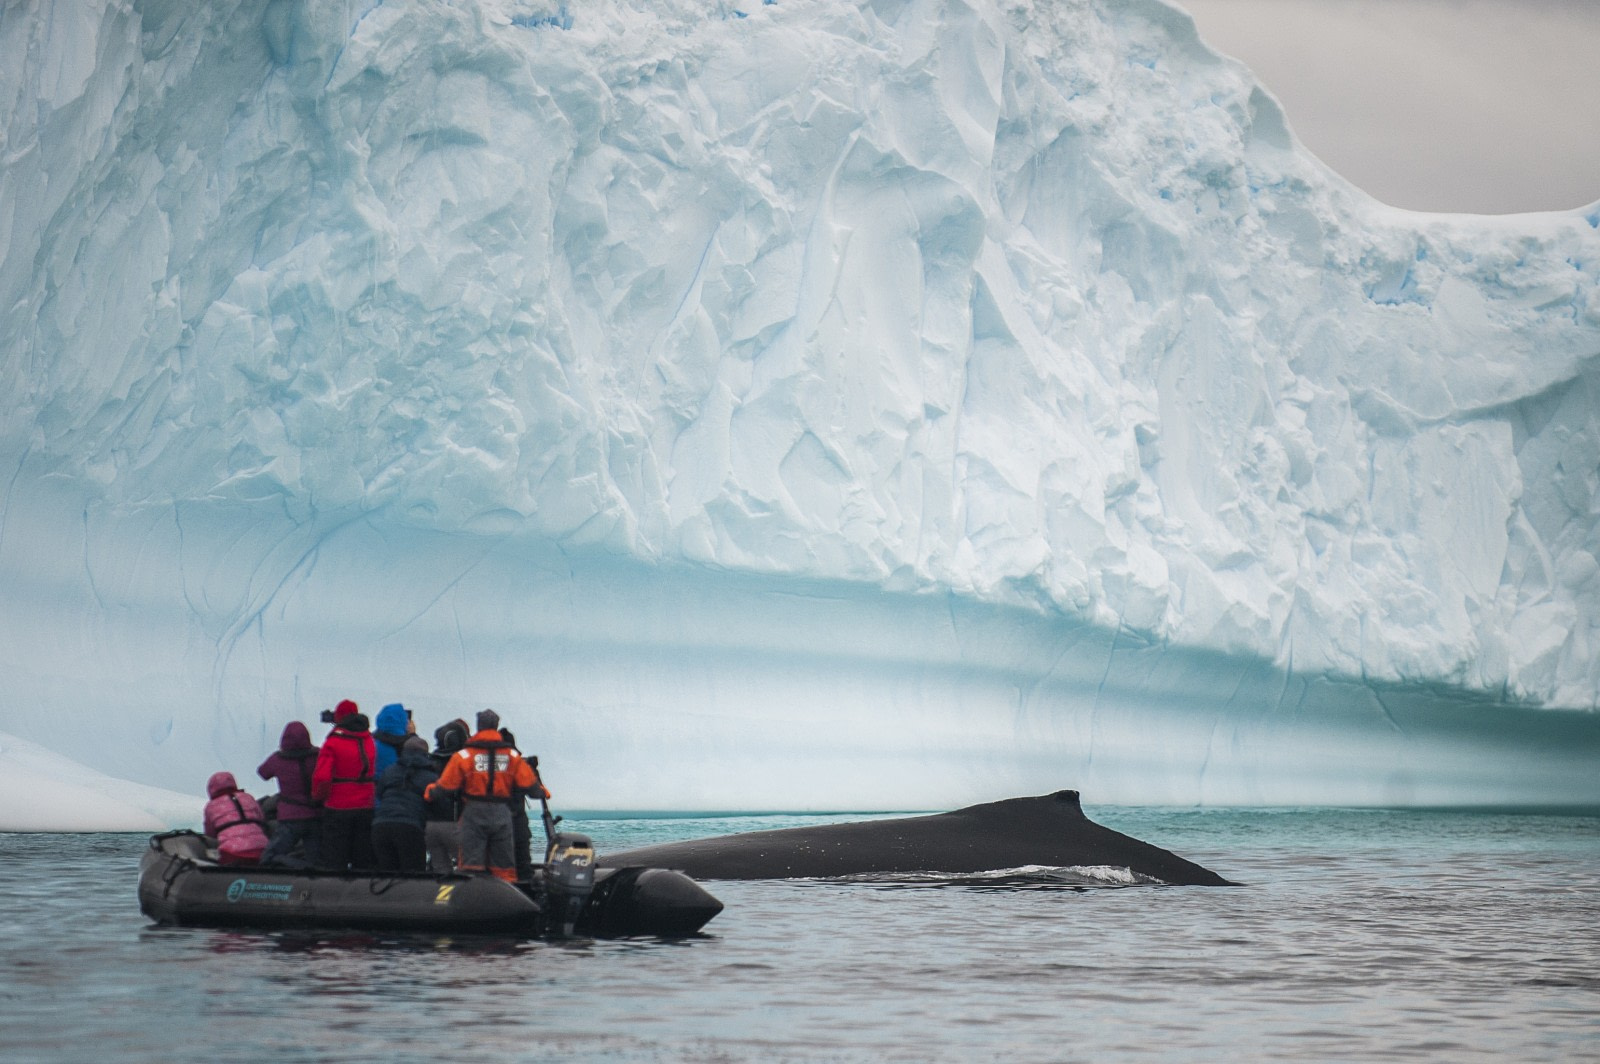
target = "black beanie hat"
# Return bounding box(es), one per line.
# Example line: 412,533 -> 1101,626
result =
476,709 -> 500,732
434,719 -> 469,753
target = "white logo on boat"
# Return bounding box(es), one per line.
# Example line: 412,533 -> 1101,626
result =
224,878 -> 295,904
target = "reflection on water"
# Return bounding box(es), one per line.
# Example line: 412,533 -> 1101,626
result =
2,809 -> 1598,1062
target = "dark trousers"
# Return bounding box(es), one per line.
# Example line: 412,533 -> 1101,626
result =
320,808 -> 376,871
372,821 -> 427,873
262,817 -> 321,866
512,801 -> 535,881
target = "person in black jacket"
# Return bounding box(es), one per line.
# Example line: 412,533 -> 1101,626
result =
425,718 -> 469,872
501,726 -> 537,882
370,736 -> 438,872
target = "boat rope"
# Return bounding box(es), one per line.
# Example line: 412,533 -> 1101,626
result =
159,852 -> 189,899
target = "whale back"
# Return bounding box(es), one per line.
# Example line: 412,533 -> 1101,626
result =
600,791 -> 1233,885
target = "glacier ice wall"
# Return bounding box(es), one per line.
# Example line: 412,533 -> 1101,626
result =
1,0 -> 1597,815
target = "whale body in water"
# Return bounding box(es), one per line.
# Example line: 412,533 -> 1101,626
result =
601,791 -> 1233,885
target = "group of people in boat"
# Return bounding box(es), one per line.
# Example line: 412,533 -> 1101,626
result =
202,701 -> 547,882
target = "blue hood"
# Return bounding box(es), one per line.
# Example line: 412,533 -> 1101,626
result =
375,703 -> 408,736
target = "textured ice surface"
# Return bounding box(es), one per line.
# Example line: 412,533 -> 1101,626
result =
1,0 -> 1597,822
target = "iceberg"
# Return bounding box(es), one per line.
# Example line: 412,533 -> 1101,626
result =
1,0 -> 1596,824
0,730 -> 198,831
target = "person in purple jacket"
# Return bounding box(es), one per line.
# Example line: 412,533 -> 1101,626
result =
257,720 -> 322,866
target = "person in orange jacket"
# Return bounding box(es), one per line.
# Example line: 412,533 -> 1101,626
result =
425,709 -> 547,882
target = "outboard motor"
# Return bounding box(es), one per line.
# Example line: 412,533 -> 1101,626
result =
544,832 -> 596,936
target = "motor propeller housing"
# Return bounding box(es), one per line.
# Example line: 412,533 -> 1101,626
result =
544,831 -> 596,935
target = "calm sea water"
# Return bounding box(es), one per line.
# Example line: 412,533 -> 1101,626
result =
1,806 -> 1597,1062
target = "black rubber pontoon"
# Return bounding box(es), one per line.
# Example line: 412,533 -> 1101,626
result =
138,831 -> 723,937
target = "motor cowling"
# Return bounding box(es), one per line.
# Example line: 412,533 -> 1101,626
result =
544,832 -> 596,935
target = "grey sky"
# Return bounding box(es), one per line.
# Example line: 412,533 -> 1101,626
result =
1177,0 -> 1600,214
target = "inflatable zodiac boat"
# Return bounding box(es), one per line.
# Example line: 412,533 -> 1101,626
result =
139,830 -> 723,938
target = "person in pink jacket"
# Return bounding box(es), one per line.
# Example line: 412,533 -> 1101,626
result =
203,771 -> 270,866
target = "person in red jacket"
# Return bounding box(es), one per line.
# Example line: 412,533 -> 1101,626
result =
311,699 -> 377,871
426,709 -> 546,882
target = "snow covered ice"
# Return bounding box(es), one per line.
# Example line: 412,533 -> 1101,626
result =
1,0 -> 1597,828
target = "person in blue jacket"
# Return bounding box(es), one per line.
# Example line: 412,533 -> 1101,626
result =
372,703 -> 414,781
370,735 -> 439,872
